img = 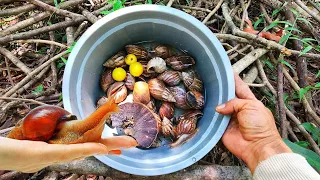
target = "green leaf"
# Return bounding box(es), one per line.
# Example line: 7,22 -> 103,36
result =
60,57 -> 68,64
299,45 -> 313,56
159,2 -> 165,5
47,21 -> 52,25
301,38 -> 317,44
57,62 -> 65,70
67,42 -> 76,53
265,21 -> 279,31
253,18 -> 263,30
295,141 -> 310,148
265,21 -> 293,31
315,82 -> 320,88
279,59 -> 294,71
263,59 -> 275,70
58,94 -> 63,102
147,0 -> 152,4
316,71 -> 320,78
113,0 -> 124,10
297,17 -> 313,27
185,0 -> 190,5
54,0 -> 58,7
271,9 -> 280,17
299,85 -> 312,102
285,27 -> 301,34
279,33 -> 291,44
302,122 -> 320,141
284,139 -> 320,171
290,8 -> 299,16
32,84 -> 44,95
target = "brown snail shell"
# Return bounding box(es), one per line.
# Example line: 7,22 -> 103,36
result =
176,118 -> 197,137
154,45 -> 174,59
157,71 -> 181,86
146,98 -> 157,112
148,78 -> 176,102
161,117 -> 175,137
107,82 -> 127,104
147,57 -> 167,73
133,81 -> 150,105
159,102 -> 174,119
172,110 -> 203,125
125,45 -> 148,59
96,96 -> 108,108
181,72 -> 203,92
103,51 -> 126,68
170,129 -> 198,148
168,86 -> 190,109
100,69 -> 114,92
125,73 -> 135,91
140,61 -> 156,77
165,56 -> 195,71
186,91 -> 204,109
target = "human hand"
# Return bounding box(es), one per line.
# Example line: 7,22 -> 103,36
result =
215,73 -> 291,172
0,136 -> 136,173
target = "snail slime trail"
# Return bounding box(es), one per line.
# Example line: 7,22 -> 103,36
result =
99,42 -> 204,149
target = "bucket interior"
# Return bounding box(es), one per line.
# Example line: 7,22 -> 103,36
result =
63,6 -> 233,175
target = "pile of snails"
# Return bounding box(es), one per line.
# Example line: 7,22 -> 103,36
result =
98,43 -> 204,148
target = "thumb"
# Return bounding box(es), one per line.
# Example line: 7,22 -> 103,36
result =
215,98 -> 249,115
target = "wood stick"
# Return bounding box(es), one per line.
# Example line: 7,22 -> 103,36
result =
49,31 -> 58,90
166,0 -> 175,7
0,47 -> 31,74
202,0 -> 224,24
0,18 -> 85,44
4,57 -> 14,87
28,0 -> 83,19
243,66 -> 258,83
221,3 -> 320,59
0,97 -> 46,105
74,21 -> 89,40
79,6 -> 99,23
294,0 -> 320,23
48,157 -> 252,179
269,54 -> 320,125
277,62 -> 288,138
12,39 -> 67,48
0,0 -> 52,17
256,59 -> 320,155
232,48 -> 268,74
0,51 -> 68,103
239,0 -> 251,30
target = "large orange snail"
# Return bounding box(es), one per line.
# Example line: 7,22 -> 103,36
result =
7,97 -> 119,144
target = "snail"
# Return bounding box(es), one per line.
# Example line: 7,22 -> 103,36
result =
8,97 -> 119,144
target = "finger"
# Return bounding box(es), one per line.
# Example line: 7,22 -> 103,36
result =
234,72 -> 256,100
97,136 -> 137,150
215,98 -> 250,115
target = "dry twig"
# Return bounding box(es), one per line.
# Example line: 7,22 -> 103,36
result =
0,97 -> 46,105
202,0 -> 224,24
0,47 -> 31,74
12,39 -> 67,48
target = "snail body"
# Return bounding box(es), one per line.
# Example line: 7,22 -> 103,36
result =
8,98 -> 119,144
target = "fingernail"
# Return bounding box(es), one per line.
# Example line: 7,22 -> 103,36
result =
130,140 -> 138,147
216,104 -> 225,110
108,150 -> 122,155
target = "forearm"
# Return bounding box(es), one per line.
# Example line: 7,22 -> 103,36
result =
244,138 -> 292,172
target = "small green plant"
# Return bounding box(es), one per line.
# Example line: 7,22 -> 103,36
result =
298,83 -> 320,101
100,0 -> 126,15
302,122 -> 320,146
284,138 -> 320,171
32,84 -> 44,95
316,71 -> 320,78
54,0 -> 64,7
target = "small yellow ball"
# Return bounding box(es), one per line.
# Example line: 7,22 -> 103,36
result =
112,67 -> 126,81
125,54 -> 137,65
129,62 -> 143,77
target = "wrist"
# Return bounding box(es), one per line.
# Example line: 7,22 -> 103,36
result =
244,137 -> 292,173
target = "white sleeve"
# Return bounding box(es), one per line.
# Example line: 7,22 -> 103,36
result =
253,153 -> 319,180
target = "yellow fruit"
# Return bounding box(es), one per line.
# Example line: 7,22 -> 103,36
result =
129,62 -> 143,77
125,54 -> 137,65
112,67 -> 126,81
